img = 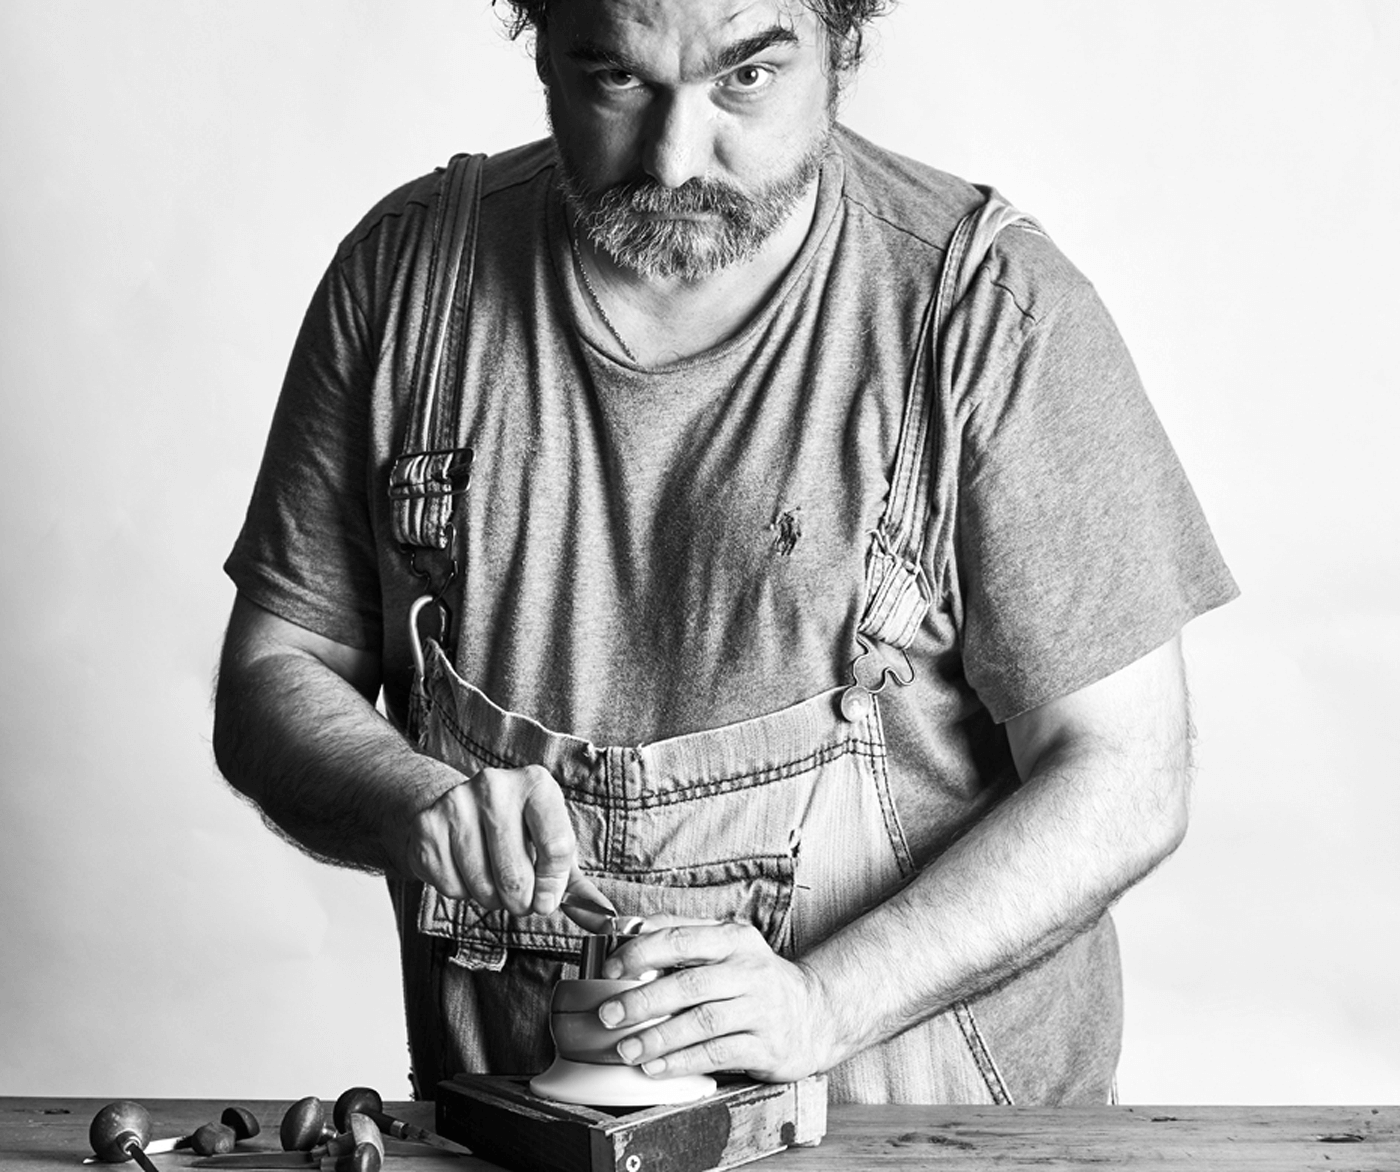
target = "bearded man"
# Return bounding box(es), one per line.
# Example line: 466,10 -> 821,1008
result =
215,0 -> 1236,1105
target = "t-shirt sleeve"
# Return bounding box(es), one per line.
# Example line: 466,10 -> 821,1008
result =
223,250 -> 384,652
953,240 -> 1238,722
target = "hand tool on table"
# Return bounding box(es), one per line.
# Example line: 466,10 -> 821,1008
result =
85,1104 -> 262,1162
195,1145 -> 380,1172
196,1113 -> 382,1170
162,1106 -> 262,1155
333,1086 -> 471,1157
87,1101 -> 160,1171
280,1096 -> 338,1150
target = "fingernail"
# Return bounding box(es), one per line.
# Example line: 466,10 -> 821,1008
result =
599,1001 -> 623,1027
642,1058 -> 666,1075
601,959 -> 622,979
617,1037 -> 641,1062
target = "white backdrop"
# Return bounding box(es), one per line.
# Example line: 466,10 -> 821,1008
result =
1,2 -> 1396,1104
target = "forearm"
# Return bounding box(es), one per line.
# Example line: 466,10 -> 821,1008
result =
801,738 -> 1188,1066
213,623 -> 461,873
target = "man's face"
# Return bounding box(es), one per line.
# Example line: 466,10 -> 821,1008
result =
541,0 -> 836,280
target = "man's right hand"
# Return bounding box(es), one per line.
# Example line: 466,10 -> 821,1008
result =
401,765 -> 580,916
216,594 -> 610,923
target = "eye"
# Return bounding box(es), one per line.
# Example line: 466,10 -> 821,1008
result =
723,64 -> 774,92
594,69 -> 643,92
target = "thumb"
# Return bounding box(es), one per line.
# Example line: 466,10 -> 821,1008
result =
559,867 -> 616,933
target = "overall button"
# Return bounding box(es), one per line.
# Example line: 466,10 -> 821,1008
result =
839,685 -> 873,723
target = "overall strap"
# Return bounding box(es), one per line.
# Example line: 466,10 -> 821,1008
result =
857,188 -> 1044,654
388,152 -> 487,556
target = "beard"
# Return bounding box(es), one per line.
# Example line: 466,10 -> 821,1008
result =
553,113 -> 833,282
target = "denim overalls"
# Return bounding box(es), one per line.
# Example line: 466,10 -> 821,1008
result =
384,155 -> 1083,1104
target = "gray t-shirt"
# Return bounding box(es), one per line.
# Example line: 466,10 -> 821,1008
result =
226,126 -> 1237,868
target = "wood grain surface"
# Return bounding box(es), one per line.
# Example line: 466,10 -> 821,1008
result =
4,1098 -> 1396,1171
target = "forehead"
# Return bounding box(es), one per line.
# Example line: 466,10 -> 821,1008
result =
549,0 -> 822,75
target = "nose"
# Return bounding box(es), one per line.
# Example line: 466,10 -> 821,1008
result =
642,90 -> 712,189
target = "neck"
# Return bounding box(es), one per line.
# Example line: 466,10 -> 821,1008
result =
571,176 -> 823,367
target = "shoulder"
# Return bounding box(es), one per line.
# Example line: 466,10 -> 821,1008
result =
834,125 -> 1097,326
331,138 -> 555,266
323,139 -> 555,321
834,124 -> 981,254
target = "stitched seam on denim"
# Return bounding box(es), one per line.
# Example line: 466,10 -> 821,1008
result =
954,1001 -> 1014,1105
770,873 -> 796,958
483,856 -> 798,951
612,750 -> 628,872
425,693 -> 882,808
429,693 -> 525,771
595,855 -> 795,883
431,162 -> 480,455
627,736 -> 880,811
472,862 -> 796,955
868,700 -> 916,877
405,166 -> 452,459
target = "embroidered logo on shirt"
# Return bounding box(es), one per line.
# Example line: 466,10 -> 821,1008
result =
769,507 -> 803,557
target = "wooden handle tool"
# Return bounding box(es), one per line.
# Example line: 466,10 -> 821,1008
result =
334,1086 -> 472,1156
87,1101 -> 160,1172
198,1114 -> 382,1169
194,1144 -> 380,1172
280,1097 -> 338,1151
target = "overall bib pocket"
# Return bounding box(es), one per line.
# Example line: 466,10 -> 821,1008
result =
420,856 -> 796,971
409,639 -> 906,971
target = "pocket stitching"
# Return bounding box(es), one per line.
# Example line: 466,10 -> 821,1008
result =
425,855 -> 797,964
953,1000 -> 1014,1105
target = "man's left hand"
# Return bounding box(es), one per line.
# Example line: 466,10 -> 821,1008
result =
597,917 -> 837,1083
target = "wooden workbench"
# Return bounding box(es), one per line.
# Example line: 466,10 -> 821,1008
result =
3,1097 -> 1396,1171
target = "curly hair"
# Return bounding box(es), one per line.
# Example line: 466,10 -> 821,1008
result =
492,0 -> 894,73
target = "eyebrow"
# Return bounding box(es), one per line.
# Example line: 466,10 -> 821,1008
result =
566,25 -> 801,80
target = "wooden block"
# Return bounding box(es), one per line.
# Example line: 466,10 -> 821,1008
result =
436,1073 -> 827,1172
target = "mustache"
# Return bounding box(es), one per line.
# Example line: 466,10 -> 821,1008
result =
586,177 -> 753,218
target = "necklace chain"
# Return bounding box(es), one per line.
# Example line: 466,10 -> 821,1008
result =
569,226 -> 640,365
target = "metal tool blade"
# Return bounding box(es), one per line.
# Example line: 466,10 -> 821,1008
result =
395,1127 -> 473,1157
558,890 -> 617,921
192,1153 -> 312,1168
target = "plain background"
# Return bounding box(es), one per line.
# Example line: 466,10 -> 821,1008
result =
1,2 -> 1396,1104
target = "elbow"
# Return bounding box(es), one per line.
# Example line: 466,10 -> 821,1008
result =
1138,767 -> 1192,875
211,666 -> 263,806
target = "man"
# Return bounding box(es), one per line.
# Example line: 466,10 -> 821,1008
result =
215,0 -> 1236,1105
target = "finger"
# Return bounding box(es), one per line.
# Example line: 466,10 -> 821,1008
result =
406,786 -> 474,901
559,867 -> 614,933
614,1002 -> 750,1075
446,800 -> 499,909
599,958 -> 748,1033
521,768 -> 576,915
638,1034 -> 756,1080
477,774 -> 540,916
602,920 -> 743,979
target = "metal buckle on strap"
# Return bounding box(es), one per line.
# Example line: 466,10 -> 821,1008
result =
405,516 -> 461,679
389,447 -> 475,550
839,634 -> 916,723
393,449 -> 471,673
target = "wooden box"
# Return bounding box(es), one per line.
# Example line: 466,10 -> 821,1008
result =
436,1073 -> 827,1172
